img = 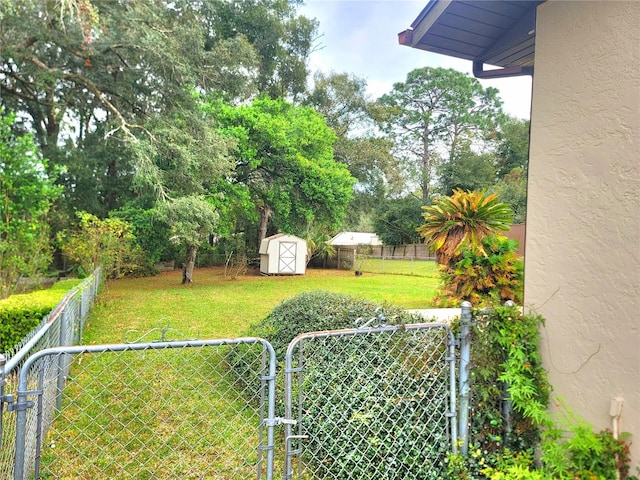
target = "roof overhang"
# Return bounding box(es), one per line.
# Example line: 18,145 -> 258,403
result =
398,0 -> 544,78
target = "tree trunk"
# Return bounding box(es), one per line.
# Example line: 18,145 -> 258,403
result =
422,128 -> 430,201
257,205 -> 272,248
105,156 -> 119,211
182,244 -> 198,284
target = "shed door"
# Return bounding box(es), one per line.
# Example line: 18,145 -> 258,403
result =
279,242 -> 296,273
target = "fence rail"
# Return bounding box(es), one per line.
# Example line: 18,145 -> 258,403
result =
0,269 -> 101,480
11,338 -> 276,480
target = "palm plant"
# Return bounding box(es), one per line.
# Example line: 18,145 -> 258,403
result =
417,189 -> 513,266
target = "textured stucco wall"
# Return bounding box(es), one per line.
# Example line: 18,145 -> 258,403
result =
527,0 -> 640,466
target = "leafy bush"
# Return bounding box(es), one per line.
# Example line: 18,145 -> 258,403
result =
0,108 -> 61,298
110,205 -> 180,273
417,189 -> 513,266
0,278 -> 83,352
435,235 -> 523,307
539,408 -> 637,480
248,290 -> 413,358
57,211 -> 144,278
446,304 -> 636,480
480,425 -> 637,480
244,291 -> 455,479
444,304 -> 549,479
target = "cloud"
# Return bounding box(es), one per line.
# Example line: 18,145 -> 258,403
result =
299,0 -> 532,119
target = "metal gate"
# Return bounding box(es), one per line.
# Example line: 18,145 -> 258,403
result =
283,320 -> 457,480
7,339 -> 277,480
6,321 -> 461,480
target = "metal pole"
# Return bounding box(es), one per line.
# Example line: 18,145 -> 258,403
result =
447,330 -> 458,453
14,378 -> 29,480
34,366 -> 45,479
264,343 -> 277,480
56,308 -> 68,410
257,346 -> 267,479
502,300 -> 515,447
458,301 -> 472,455
0,354 -> 5,449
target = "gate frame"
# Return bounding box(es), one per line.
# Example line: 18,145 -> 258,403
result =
12,338 -> 277,480
282,321 -> 458,479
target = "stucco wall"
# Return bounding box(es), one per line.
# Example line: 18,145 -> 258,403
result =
527,0 -> 640,466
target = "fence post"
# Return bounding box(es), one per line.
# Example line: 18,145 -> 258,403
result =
56,308 -> 69,411
14,383 -> 28,480
0,354 -> 5,448
502,300 -> 515,447
458,301 -> 472,455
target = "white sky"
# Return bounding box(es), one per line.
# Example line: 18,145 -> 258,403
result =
298,0 -> 533,120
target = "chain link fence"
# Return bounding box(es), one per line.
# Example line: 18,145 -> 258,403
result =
284,322 -> 457,480
0,270 -> 101,480
2,276 -> 471,480
11,339 -> 277,480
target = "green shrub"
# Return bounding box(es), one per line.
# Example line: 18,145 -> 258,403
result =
444,304 -> 549,479
0,278 -> 83,352
435,235 -> 523,307
110,205 -> 181,273
540,409 -> 637,480
244,291 -> 454,479
479,425 -> 637,480
57,211 -> 144,279
446,304 -> 636,480
248,290 -> 413,358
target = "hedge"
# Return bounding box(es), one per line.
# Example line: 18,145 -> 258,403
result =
0,279 -> 83,353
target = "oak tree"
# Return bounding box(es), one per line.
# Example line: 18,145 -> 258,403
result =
211,97 -> 355,248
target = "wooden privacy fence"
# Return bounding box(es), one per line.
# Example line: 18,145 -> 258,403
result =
326,224 -> 525,270
329,244 -> 436,270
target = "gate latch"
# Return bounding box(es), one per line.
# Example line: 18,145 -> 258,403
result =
263,417 -> 297,427
2,390 -> 38,412
6,396 -> 35,412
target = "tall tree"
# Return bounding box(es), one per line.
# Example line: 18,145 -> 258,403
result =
0,110 -> 60,298
375,67 -> 503,202
0,0 -> 315,207
373,195 -> 424,245
303,72 -> 370,137
0,1 -> 259,151
210,97 -> 355,248
131,105 -> 236,284
488,117 -> 530,223
57,127 -> 136,219
490,167 -> 528,224
200,0 -> 317,100
303,72 -> 404,229
436,141 -> 496,195
495,118 -> 530,178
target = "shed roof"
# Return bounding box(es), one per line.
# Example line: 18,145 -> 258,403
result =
258,233 -> 306,254
398,0 -> 543,78
329,232 -> 382,246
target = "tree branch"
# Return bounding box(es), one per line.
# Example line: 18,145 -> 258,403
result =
24,55 -> 153,141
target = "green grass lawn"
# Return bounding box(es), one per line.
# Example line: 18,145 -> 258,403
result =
357,256 -> 437,276
83,264 -> 440,344
40,265 -> 441,479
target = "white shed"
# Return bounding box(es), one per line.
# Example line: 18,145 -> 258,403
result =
259,234 -> 307,275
